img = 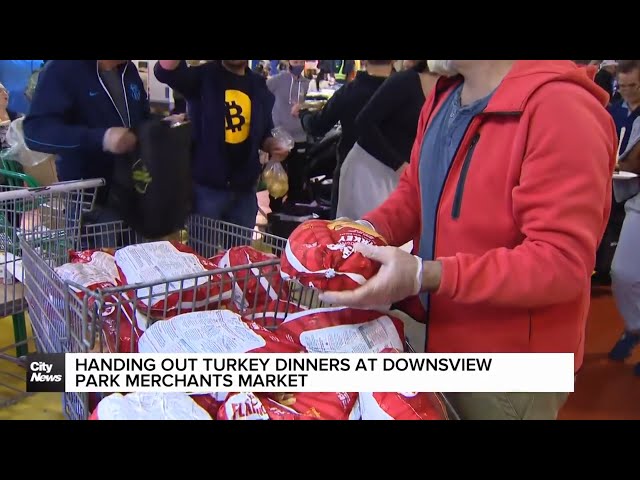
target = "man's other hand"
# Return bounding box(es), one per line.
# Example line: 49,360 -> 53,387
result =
318,243 -> 429,308
263,136 -> 290,162
103,127 -> 137,154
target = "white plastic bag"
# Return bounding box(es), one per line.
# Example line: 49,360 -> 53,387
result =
4,117 -> 51,167
271,126 -> 295,152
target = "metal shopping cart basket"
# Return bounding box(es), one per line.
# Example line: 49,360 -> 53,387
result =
0,176 -> 103,405
19,208 -> 459,420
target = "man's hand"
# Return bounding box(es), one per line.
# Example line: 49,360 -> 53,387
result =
318,243 -> 441,308
158,60 -> 182,70
103,127 -> 137,154
263,136 -> 291,162
291,103 -> 302,118
163,113 -> 186,124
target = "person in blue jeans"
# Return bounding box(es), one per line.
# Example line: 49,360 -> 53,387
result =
154,60 -> 289,231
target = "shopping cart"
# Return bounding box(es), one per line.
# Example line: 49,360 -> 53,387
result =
0,179 -> 104,355
19,205 -> 460,420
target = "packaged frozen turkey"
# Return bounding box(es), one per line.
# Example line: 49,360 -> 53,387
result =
358,392 -> 448,420
358,349 -> 448,420
276,306 -> 406,353
114,241 -> 233,318
242,299 -> 307,328
137,309 -> 301,355
217,392 -> 270,420
280,219 -> 388,291
217,246 -> 288,311
265,391 -> 360,420
55,248 -> 120,304
89,392 -> 212,420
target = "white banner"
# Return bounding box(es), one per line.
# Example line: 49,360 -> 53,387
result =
63,353 -> 575,393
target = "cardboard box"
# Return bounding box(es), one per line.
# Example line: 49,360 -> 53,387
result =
22,155 -> 58,186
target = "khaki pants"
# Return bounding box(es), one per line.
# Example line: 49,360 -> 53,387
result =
445,392 -> 570,420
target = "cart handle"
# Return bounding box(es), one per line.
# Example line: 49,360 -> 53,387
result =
0,178 -> 106,201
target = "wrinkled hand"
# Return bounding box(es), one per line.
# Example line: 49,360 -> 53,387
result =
103,127 -> 137,154
263,136 -> 290,162
318,243 -> 428,308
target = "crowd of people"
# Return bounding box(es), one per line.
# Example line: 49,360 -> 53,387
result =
1,59 -> 638,420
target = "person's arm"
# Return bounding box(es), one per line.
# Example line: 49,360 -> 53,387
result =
23,62 -> 110,154
360,100 -> 430,247
298,85 -> 348,137
260,85 -> 288,161
433,82 -> 617,308
266,73 -> 280,95
355,73 -> 411,171
153,60 -> 203,99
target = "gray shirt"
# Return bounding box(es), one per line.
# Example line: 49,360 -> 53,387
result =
267,71 -> 310,143
417,83 -> 494,310
100,69 -> 129,127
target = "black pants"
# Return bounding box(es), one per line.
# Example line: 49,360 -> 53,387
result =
270,142 -> 309,211
330,151 -> 346,220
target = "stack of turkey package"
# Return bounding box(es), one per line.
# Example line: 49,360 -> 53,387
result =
56,220 -> 447,420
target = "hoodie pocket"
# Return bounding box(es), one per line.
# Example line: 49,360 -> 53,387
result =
451,133 -> 480,219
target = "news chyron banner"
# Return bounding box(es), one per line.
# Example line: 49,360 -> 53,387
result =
26,352 -> 575,393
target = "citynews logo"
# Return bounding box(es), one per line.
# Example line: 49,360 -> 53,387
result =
26,353 -> 66,393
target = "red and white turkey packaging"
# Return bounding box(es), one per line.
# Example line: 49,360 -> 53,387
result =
358,392 -> 448,420
242,299 -> 307,328
216,392 -> 355,420
217,392 -> 270,420
137,310 -> 301,410
280,219 -> 388,291
137,309 -> 301,355
114,241 -> 234,320
217,246 -> 288,312
89,392 -> 213,420
263,391 -> 361,420
191,394 -> 225,418
276,306 -> 406,353
358,348 -> 448,420
100,296 -> 143,353
56,249 -> 142,353
55,248 -> 120,306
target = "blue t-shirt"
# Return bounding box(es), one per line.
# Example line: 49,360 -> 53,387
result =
417,83 -> 494,310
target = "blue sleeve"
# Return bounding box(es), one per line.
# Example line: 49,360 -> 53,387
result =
23,63 -> 107,154
153,61 -> 203,99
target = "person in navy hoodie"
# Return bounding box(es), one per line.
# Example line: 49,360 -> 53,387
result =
154,60 -> 289,229
23,60 -> 151,219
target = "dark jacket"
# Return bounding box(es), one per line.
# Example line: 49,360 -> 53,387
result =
23,60 -> 150,199
299,71 -> 390,163
154,61 -> 275,191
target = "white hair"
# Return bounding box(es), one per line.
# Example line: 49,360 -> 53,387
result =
427,60 -> 459,77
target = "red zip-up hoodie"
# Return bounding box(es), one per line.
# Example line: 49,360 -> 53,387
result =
363,61 -> 617,372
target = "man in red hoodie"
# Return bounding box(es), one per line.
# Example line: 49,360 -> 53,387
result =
319,60 -> 617,420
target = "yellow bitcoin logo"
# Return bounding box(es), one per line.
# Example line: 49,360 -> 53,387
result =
224,89 -> 251,144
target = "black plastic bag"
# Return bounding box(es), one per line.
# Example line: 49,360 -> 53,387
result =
108,118 -> 193,239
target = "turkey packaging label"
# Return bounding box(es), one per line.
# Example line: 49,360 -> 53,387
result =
280,219 -> 387,291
